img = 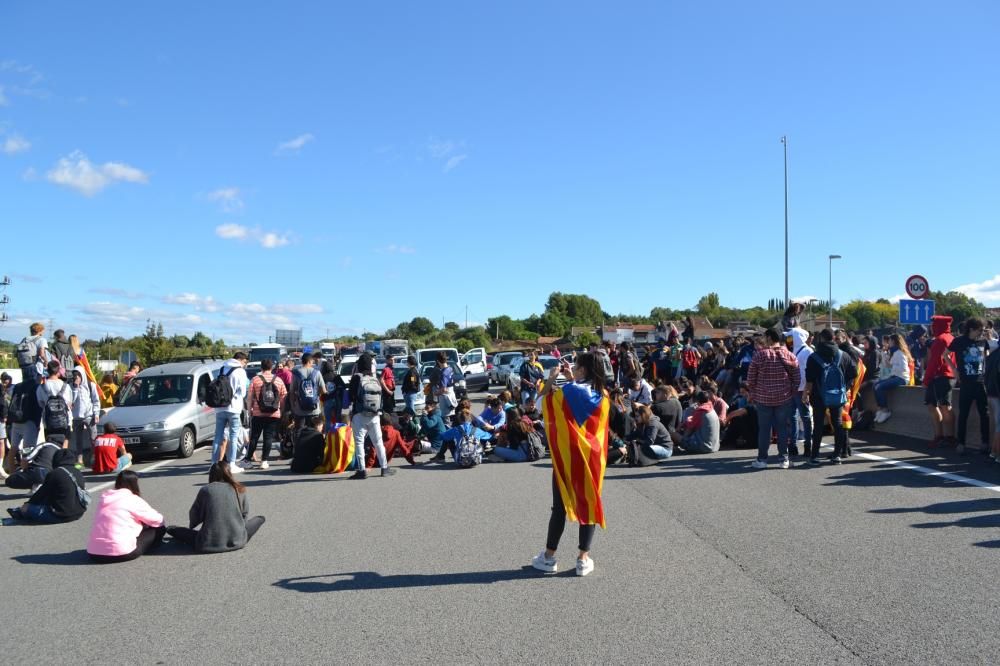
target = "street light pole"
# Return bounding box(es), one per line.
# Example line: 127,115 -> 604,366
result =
828,254 -> 842,328
781,136 -> 789,307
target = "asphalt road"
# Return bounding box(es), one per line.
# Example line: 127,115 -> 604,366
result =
1,388 -> 998,665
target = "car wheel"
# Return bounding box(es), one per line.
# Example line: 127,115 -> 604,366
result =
177,426 -> 196,458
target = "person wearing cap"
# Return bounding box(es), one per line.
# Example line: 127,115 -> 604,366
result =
7,448 -> 87,523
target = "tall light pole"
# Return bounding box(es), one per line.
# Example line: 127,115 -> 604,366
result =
781,135 -> 789,307
828,254 -> 842,328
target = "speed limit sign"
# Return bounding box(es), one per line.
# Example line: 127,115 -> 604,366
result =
905,274 -> 929,300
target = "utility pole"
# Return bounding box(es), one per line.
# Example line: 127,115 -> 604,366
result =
781,135 -> 789,307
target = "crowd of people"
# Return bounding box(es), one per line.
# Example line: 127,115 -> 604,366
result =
3,308 -> 1000,572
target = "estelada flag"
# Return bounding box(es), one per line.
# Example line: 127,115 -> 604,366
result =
543,382 -> 610,528
315,423 -> 354,473
841,358 -> 866,430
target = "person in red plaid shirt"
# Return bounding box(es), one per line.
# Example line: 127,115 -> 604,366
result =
746,328 -> 800,469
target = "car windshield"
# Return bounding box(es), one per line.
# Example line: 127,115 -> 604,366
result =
393,366 -> 409,383
419,362 -> 462,379
249,347 -> 282,363
499,353 -> 519,365
339,362 -> 356,376
538,357 -> 560,369
118,374 -> 194,406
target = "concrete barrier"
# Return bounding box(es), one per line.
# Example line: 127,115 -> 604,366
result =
858,384 -> 995,444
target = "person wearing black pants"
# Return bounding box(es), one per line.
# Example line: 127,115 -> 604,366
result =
955,382 -> 989,454
90,525 -> 166,564
947,318 -> 992,454
803,328 -> 858,465
544,477 -> 595,557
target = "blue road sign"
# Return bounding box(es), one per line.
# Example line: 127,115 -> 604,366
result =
899,299 -> 935,325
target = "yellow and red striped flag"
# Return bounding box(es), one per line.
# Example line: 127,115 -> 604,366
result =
315,423 -> 355,474
842,358 -> 866,430
543,383 -> 610,528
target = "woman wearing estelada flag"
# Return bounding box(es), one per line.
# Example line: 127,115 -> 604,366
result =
532,352 -> 610,577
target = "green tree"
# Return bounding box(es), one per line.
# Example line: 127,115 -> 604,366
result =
444,321 -> 460,333
543,292 -> 603,329
538,310 -> 570,337
931,290 -> 986,323
575,331 -> 601,348
188,332 -> 212,348
171,334 -> 190,348
457,327 -> 491,349
409,317 -> 436,337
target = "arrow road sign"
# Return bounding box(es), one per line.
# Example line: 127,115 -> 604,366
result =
899,299 -> 935,325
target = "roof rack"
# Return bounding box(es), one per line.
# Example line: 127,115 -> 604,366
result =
162,355 -> 229,364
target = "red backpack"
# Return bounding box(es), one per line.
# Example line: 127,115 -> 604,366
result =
682,348 -> 699,370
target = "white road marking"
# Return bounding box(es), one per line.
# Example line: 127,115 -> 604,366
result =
87,450 -> 209,493
851,450 -> 1000,494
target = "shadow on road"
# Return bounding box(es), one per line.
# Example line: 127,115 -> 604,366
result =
869,497 -> 1000,535
273,566 -> 561,592
12,550 -> 92,566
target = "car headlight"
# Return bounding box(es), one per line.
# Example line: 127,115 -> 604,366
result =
145,421 -> 167,431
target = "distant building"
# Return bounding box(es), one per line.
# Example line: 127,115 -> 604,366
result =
275,328 -> 302,346
799,313 -> 847,333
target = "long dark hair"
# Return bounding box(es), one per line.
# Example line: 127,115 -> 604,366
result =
209,461 -> 246,494
115,469 -> 141,496
573,352 -> 606,394
504,407 -> 533,442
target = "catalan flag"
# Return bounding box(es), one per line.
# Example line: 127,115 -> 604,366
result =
841,358 -> 866,430
315,423 -> 355,474
543,382 -> 610,528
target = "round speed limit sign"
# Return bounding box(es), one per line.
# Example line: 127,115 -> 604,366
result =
905,274 -> 929,299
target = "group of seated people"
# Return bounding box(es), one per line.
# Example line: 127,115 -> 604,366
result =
4,436 -> 264,562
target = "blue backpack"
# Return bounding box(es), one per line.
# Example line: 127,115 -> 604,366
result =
819,350 -> 847,407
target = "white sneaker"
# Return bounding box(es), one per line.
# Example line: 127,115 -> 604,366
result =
575,557 -> 594,577
531,551 -> 558,573
259,461 -> 270,470
751,459 -> 767,470
229,464 -> 244,474
779,459 -> 790,469
875,409 -> 891,424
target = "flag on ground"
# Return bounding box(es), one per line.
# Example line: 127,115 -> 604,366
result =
315,423 -> 354,473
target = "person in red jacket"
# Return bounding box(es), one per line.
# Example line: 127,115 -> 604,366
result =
923,315 -> 956,447
364,414 -> 416,468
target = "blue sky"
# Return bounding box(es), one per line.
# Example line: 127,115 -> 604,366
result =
2,1 -> 998,343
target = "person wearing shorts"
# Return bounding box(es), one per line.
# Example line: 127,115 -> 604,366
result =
923,315 -> 956,447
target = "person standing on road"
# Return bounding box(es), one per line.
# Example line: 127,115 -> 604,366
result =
923,315 -> 956,447
6,376 -> 42,462
36,360 -> 73,445
786,327 -> 814,457
380,356 -> 397,414
531,352 -> 609,577
347,353 -> 394,479
167,462 -> 265,553
69,367 -> 100,467
401,355 -> 422,415
985,343 -> 1000,462
87,469 -> 166,563
519,350 -> 545,407
243,358 -> 287,470
803,328 -> 857,465
431,352 -> 458,423
211,352 -> 249,473
290,352 -> 327,438
746,328 -> 800,469
947,317 -> 991,455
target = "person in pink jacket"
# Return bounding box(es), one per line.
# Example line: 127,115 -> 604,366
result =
86,470 -> 165,563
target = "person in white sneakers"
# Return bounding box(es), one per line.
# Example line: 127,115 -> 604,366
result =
347,353 -> 394,480
874,333 -> 912,424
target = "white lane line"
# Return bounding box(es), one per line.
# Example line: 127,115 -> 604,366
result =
850,450 -> 1000,494
87,451 -> 208,493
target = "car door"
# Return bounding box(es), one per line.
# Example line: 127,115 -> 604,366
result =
195,371 -> 215,441
461,347 -> 486,375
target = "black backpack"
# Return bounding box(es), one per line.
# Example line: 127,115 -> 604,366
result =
44,391 -> 70,432
205,367 -> 234,408
8,389 -> 27,423
258,377 -> 280,413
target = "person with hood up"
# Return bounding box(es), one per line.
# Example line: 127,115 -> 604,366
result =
69,366 -> 100,466
87,469 -> 165,563
923,315 -> 956,447
787,327 -> 814,457
803,328 -> 858,465
6,449 -> 87,523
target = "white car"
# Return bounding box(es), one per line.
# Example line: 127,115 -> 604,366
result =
336,355 -> 360,384
460,347 -> 488,376
490,351 -> 523,386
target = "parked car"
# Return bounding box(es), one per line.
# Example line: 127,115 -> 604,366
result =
460,347 -> 488,375
418,361 -> 488,400
337,354 -> 360,383
490,351 -> 522,386
104,359 -> 227,458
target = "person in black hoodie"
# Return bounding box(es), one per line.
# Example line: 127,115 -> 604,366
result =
804,329 -> 858,465
7,449 -> 86,523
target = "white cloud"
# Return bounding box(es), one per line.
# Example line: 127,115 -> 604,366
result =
230,303 -> 323,315
259,232 -> 290,249
790,295 -> 822,304
443,154 -> 467,172
45,150 -> 149,196
952,274 -> 1000,306
378,244 -> 416,255
275,133 -> 314,154
215,224 -> 290,249
215,223 -> 250,240
162,292 -> 221,312
90,287 -> 147,299
206,187 -> 244,213
230,303 -> 268,315
21,167 -> 37,181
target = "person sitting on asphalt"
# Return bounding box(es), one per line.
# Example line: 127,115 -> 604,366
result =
7,448 -> 87,524
474,396 -> 507,435
363,414 -> 416,468
397,410 -> 425,453
630,404 -> 673,465
167,461 -> 265,553
720,384 -> 757,449
650,384 -> 683,434
5,435 -> 63,490
290,415 -> 326,474
676,390 -> 721,454
425,408 -> 491,464
86,469 -> 166,563
627,375 -> 653,407
491,407 -> 545,462
91,422 -> 132,474
419,400 -> 446,453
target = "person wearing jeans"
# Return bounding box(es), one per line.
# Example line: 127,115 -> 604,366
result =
211,353 -> 249,469
746,328 -> 802,469
874,334 -> 913,424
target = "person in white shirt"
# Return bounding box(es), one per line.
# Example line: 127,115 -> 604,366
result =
627,376 -> 653,406
212,352 -> 249,473
788,327 -> 814,454
874,334 -> 912,424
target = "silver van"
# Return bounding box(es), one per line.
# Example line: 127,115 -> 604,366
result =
106,359 -> 228,458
